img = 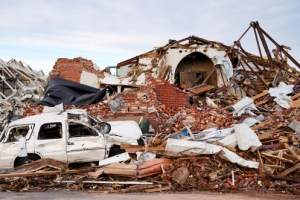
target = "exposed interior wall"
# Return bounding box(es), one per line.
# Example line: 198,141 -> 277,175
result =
165,47 -> 226,85
174,52 -> 216,87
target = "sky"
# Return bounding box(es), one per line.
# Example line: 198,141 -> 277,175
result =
0,0 -> 300,74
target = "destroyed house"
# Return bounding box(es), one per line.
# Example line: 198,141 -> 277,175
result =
113,22 -> 300,106
0,58 -> 47,125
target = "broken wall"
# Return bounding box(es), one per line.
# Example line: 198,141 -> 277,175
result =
149,77 -> 190,108
165,47 -> 225,86
49,57 -> 103,88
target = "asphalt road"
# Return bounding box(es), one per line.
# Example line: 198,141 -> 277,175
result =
0,191 -> 299,200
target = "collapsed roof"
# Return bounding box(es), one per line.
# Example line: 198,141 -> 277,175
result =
104,21 -> 300,102
0,58 -> 47,124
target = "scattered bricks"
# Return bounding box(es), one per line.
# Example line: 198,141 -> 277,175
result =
209,184 -> 219,190
147,76 -> 190,108
171,165 -> 190,186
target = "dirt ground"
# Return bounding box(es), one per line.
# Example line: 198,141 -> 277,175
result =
0,191 -> 299,200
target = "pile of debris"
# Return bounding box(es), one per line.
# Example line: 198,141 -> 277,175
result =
0,21 -> 300,195
0,58 -> 47,129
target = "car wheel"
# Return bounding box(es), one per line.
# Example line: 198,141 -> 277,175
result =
16,155 -> 40,167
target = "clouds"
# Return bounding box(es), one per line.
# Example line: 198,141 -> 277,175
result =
0,0 -> 299,73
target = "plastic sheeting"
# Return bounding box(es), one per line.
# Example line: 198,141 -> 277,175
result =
135,152 -> 156,164
108,120 -> 142,140
274,93 -> 292,109
234,124 -> 262,151
242,117 -> 261,127
165,138 -> 259,169
99,152 -> 130,166
194,127 -> 233,142
213,56 -> 233,81
43,103 -> 64,113
269,85 -> 294,97
38,77 -> 107,106
232,97 -> 257,116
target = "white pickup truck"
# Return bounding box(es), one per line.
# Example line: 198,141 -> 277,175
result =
0,109 -> 143,169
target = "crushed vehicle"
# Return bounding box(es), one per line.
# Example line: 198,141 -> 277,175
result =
0,109 -> 143,169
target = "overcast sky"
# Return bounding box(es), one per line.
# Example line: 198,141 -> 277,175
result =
0,0 -> 299,74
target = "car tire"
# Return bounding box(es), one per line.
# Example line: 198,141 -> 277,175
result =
108,145 -> 125,157
16,154 -> 40,167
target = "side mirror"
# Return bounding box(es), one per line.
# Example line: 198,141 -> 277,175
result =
97,122 -> 111,134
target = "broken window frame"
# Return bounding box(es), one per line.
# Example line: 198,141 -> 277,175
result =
1,124 -> 34,143
37,122 -> 63,140
68,122 -> 98,138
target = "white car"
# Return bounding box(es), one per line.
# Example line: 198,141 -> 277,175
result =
0,109 -> 142,169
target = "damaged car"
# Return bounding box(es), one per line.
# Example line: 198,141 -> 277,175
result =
0,109 -> 142,169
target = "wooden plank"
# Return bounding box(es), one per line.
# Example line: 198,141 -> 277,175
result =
283,143 -> 300,160
264,164 -> 284,169
186,126 -> 194,140
257,150 -> 265,177
258,131 -> 273,140
121,145 -> 165,152
212,141 -> 236,152
261,152 -> 294,163
226,96 -> 238,104
14,158 -> 68,172
255,99 -> 268,106
0,168 -> 92,178
251,91 -> 269,100
251,119 -> 273,130
145,186 -> 171,193
283,153 -> 299,162
189,85 -> 214,94
278,162 -> 300,176
222,104 -> 233,110
267,149 -> 288,155
289,98 -> 300,108
291,93 -> 300,100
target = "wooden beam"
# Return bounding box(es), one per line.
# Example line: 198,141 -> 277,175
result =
145,186 -> 171,193
261,152 -> 294,164
278,162 -> 300,176
291,93 -> 300,100
0,168 -> 92,178
283,143 -> 300,160
251,119 -> 273,130
120,144 -> 165,152
257,150 -> 265,177
289,98 -> 300,108
251,91 -> 269,100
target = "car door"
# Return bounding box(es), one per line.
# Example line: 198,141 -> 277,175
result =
0,124 -> 34,169
34,122 -> 67,162
66,121 -> 106,163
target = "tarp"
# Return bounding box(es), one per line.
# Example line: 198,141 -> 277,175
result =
38,77 -> 107,106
